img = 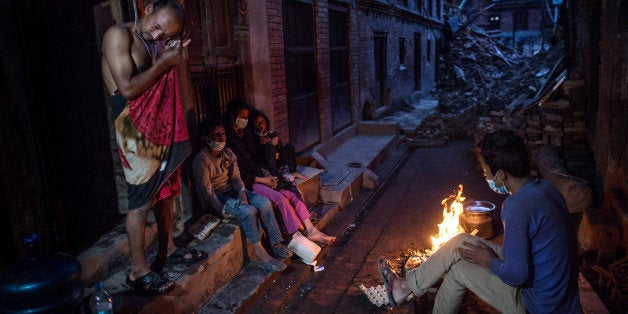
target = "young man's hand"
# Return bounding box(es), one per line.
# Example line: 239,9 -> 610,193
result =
458,240 -> 497,267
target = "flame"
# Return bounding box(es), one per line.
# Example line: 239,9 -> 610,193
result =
428,184 -> 466,253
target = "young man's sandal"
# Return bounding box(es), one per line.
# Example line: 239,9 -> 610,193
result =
151,247 -> 208,273
126,271 -> 174,296
378,258 -> 401,308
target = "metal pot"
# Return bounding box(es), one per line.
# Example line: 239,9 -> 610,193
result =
460,201 -> 496,239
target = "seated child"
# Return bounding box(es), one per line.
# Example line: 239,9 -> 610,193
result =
249,109 -> 307,182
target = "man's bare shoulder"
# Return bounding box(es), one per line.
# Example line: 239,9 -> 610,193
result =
103,23 -> 132,45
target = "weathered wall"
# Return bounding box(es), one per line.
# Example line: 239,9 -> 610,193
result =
563,0 -> 627,193
315,0 -> 333,141
357,2 -> 443,114
594,0 -> 627,191
267,0 -> 290,144
247,0 -> 274,127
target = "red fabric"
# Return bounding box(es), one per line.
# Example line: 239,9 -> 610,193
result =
154,168 -> 181,202
128,67 -> 189,146
117,144 -> 132,170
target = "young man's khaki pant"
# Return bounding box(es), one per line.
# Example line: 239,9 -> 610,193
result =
405,233 -> 526,313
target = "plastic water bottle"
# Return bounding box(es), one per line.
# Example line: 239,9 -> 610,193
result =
88,282 -> 113,314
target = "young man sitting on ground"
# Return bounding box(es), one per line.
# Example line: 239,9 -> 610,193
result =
378,129 -> 581,313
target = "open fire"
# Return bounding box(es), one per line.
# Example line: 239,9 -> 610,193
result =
429,184 -> 466,253
406,184 -> 469,270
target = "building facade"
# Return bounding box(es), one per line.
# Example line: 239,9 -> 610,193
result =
464,0 -> 549,54
0,0 -> 444,263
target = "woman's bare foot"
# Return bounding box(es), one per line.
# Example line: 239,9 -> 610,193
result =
305,230 -> 336,245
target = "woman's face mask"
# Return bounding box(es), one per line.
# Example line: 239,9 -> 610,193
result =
234,117 -> 248,130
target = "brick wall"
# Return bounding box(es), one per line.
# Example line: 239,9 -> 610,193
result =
349,0 -> 361,125
315,0 -> 333,141
267,0 -> 289,143
267,0 -> 444,145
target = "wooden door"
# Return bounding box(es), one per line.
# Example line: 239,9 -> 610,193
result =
414,32 -> 422,91
373,32 -> 387,107
283,0 -> 320,152
329,3 -> 351,133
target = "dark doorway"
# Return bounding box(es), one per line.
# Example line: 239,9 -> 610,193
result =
186,0 -> 243,123
283,0 -> 320,152
414,33 -> 422,91
329,3 -> 351,133
373,31 -> 388,107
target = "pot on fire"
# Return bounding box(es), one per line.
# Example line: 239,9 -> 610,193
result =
460,201 -> 496,239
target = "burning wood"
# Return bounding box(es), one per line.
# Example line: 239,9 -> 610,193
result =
429,184 -> 466,253
404,185 -> 468,271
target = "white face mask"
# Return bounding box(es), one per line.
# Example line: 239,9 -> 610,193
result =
234,118 -> 248,130
208,140 -> 226,151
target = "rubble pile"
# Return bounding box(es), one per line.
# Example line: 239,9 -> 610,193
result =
410,13 -> 594,199
413,17 -> 564,142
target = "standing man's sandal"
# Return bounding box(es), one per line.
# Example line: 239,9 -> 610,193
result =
126,271 -> 175,296
150,247 -> 208,273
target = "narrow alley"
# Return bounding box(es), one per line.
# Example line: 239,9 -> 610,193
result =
1,0 -> 625,313
248,140 -> 507,313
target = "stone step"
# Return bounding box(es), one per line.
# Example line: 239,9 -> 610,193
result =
76,170 -> 324,312
198,203 -> 339,313
92,221 -> 249,313
316,123 -> 400,207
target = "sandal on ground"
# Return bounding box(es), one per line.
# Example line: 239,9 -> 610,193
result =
378,258 -> 401,308
126,271 -> 174,296
257,259 -> 286,273
151,247 -> 208,274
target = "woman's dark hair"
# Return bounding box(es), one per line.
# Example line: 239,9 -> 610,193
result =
249,108 -> 271,132
225,97 -> 251,122
198,118 -> 223,137
478,129 -> 530,178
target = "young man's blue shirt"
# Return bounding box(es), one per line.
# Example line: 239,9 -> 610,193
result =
489,178 -> 581,313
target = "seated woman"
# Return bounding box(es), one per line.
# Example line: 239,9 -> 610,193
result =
192,118 -> 291,273
249,109 -> 306,181
224,98 -> 335,245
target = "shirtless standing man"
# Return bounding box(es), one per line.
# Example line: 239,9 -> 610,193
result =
101,0 -> 205,295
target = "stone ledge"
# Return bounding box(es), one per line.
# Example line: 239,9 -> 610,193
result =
104,221 -> 254,313
579,273 -> 609,314
78,217 -> 157,286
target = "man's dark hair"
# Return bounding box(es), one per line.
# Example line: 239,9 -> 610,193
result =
478,129 -> 530,178
225,97 -> 251,123
198,118 -> 223,137
152,0 -> 186,24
